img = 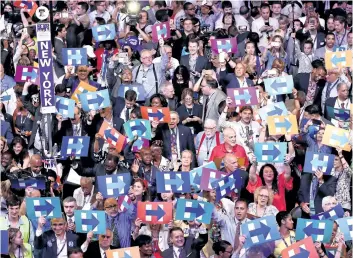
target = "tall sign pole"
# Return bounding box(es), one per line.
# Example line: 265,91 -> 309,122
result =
36,6 -> 55,156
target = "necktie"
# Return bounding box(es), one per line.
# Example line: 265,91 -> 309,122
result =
312,176 -> 319,199
179,247 -> 186,258
68,218 -> 73,224
204,96 -> 210,118
233,222 -> 241,250
341,103 -> 345,109
245,126 -> 250,138
103,251 -> 107,258
125,108 -> 130,121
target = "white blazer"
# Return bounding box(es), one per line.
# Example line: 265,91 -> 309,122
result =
251,16 -> 279,49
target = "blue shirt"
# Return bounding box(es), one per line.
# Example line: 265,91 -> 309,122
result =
1,75 -> 16,92
304,132 -> 332,154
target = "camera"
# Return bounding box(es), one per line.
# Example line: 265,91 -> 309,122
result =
125,1 -> 141,26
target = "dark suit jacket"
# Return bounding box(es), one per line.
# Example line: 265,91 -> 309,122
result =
83,241 -> 115,258
86,113 -> 125,138
136,163 -> 159,198
294,73 -> 325,110
53,37 -> 66,78
53,119 -> 88,147
162,232 -> 208,258
167,97 -> 180,111
153,124 -> 196,165
324,97 -> 337,120
180,55 -> 210,81
296,29 -> 326,50
1,120 -> 13,143
34,230 -> 79,258
220,72 -> 254,89
298,173 -> 337,214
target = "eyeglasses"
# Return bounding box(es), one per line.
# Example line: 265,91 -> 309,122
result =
204,127 -> 216,131
259,194 -> 269,199
52,223 -> 64,227
104,205 -> 117,210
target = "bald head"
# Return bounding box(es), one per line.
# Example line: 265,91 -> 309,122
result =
30,154 -> 43,174
223,127 -> 237,147
223,153 -> 238,173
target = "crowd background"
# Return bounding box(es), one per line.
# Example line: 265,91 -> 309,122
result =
0,0 -> 352,258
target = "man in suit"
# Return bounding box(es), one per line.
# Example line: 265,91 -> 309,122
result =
294,60 -> 327,109
34,217 -> 79,258
221,62 -> 254,89
75,154 -> 130,193
298,171 -> 337,216
86,106 -> 124,137
200,77 -> 227,127
295,16 -> 326,51
180,38 -> 210,84
112,89 -> 137,122
160,82 -> 179,111
162,227 -> 208,258
53,24 -> 67,79
314,32 -> 335,60
82,229 -> 114,258
251,3 -> 279,50
152,111 -> 196,165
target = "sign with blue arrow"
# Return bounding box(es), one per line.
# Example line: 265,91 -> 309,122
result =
242,215 -> 281,248
151,21 -> 171,42
61,136 -> 90,158
268,114 -> 299,135
264,75 -> 294,95
227,87 -> 258,107
296,218 -> 333,243
74,210 -> 106,234
311,204 -> 344,221
141,106 -> 171,123
10,178 -> 46,190
156,171 -> 191,193
124,119 -> 152,141
137,201 -> 172,224
303,151 -> 334,175
175,198 -> 214,224
254,142 -> 286,163
106,247 -> 140,258
326,106 -> 350,121
26,197 -> 62,220
62,48 -> 87,66
281,237 -> 318,258
189,161 -> 217,190
258,102 -> 288,121
211,170 -> 243,201
55,96 -> 75,118
92,24 -> 116,42
97,173 -> 131,198
336,217 -> 353,241
79,89 -> 111,111
210,37 -> 238,54
322,125 -> 351,151
325,50 -> 352,70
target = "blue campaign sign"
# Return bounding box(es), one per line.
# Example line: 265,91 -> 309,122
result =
79,89 -> 111,111
326,106 -> 350,121
175,198 -> 214,224
264,75 -> 294,95
258,102 -> 288,121
336,217 -> 353,241
97,173 -> 131,198
74,210 -> 106,234
124,119 -> 152,141
61,136 -> 90,158
241,215 -> 281,248
26,197 -> 62,220
311,204 -> 344,221
303,151 -> 335,175
10,178 -> 46,190
1,230 -> 8,254
56,96 -> 75,118
296,218 -> 334,243
118,84 -> 147,102
92,24 -> 116,42
254,142 -> 286,163
156,171 -> 191,193
62,48 -> 87,66
189,162 -> 217,189
211,170 -> 243,201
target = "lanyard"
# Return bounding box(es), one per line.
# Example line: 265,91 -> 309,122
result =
205,137 -> 215,156
281,235 -> 293,247
326,80 -> 339,99
186,105 -> 193,116
57,238 -> 66,256
335,29 -> 346,47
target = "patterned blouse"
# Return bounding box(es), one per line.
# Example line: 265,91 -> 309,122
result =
334,166 -> 352,209
248,203 -> 279,217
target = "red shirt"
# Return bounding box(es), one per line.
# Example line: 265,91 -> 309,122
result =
94,48 -> 119,72
246,173 -> 293,211
209,143 -> 249,167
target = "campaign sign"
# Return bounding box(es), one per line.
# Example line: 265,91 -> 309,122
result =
10,178 -> 46,190
189,161 -> 217,189
296,218 -> 334,243
97,173 -> 131,198
140,106 -> 171,123
199,167 -> 227,191
227,87 -> 258,107
124,119 -> 152,141
264,75 -> 294,95
322,125 -> 351,151
26,197 -> 62,219
303,151 -> 335,175
61,136 -> 90,158
311,204 -> 345,221
62,48 -> 88,66
74,210 -> 106,234
336,217 -> 353,241
281,237 -> 319,258
258,101 -> 288,121
210,37 -> 238,54
137,201 -> 173,224
151,21 -> 171,42
156,171 -> 191,193
106,247 -> 140,258
92,24 -> 116,42
98,121 -> 126,152
1,230 -> 8,254
79,89 -> 111,111
56,96 -> 75,118
254,142 -> 286,163
211,170 -> 243,201
175,198 -> 214,224
267,114 -> 298,135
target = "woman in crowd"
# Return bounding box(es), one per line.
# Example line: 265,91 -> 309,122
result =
148,93 -> 168,108
9,136 -> 30,169
302,120 -> 332,153
176,150 -> 194,172
262,35 -> 288,71
172,65 -> 193,102
150,141 -> 170,171
176,88 -> 203,135
7,228 -> 32,258
274,211 -> 295,257
248,186 -> 279,217
242,41 -> 263,81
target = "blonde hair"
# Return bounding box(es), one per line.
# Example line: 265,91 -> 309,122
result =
8,228 -> 27,255
254,186 -> 274,206
0,136 -> 8,153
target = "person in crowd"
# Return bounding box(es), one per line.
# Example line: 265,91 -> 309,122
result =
314,32 -> 336,60
150,141 -> 170,171
7,228 -> 32,258
248,186 -> 279,217
81,229 -> 114,258
73,177 -> 95,210
195,118 -> 224,166
160,82 -> 179,111
274,211 -> 295,257
9,136 -> 30,169
135,234 -> 157,258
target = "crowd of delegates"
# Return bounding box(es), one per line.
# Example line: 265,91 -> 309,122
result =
0,0 -> 353,257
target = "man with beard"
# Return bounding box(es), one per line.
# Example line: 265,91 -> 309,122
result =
195,119 -> 224,166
